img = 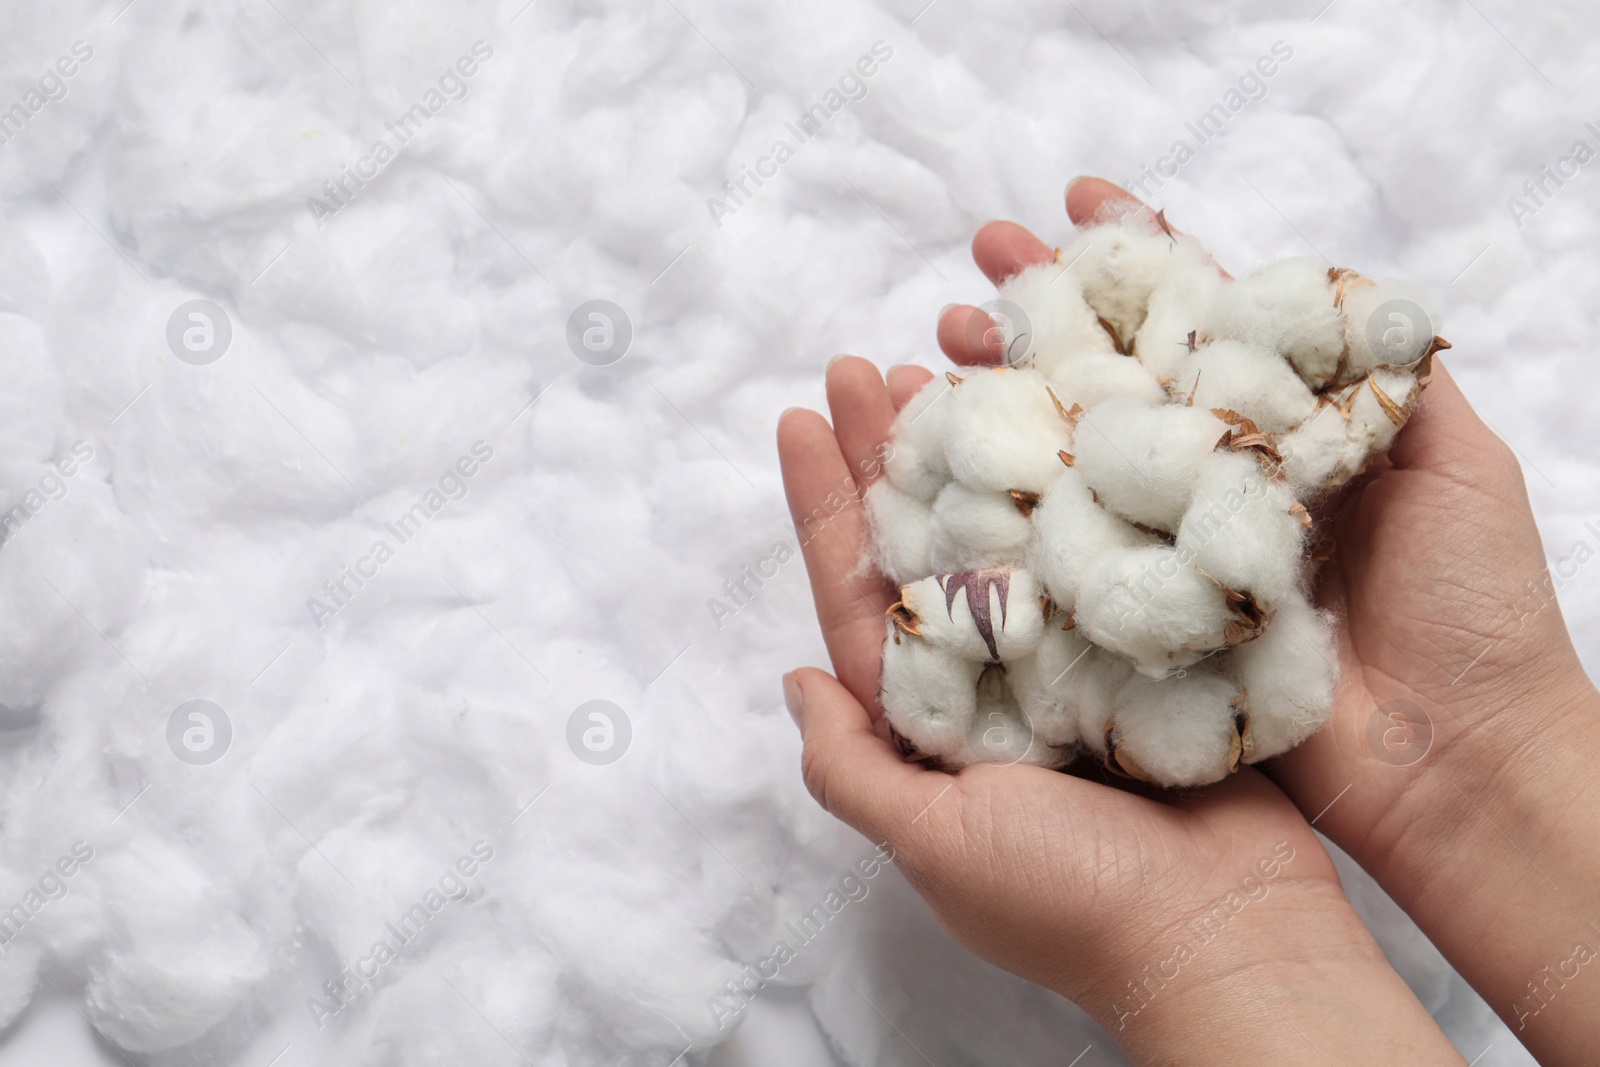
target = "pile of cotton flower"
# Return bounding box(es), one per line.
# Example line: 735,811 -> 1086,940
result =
866,220 -> 1448,787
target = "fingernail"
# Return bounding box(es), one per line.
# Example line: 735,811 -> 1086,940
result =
938,303 -> 958,320
782,672 -> 805,726
827,354 -> 848,371
1066,175 -> 1086,195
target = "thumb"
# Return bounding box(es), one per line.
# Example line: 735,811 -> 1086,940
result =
787,667 -> 950,848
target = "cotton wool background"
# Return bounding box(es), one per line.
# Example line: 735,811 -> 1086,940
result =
0,0 -> 1594,1065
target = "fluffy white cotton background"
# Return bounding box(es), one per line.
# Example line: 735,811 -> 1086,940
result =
0,0 -> 1593,1063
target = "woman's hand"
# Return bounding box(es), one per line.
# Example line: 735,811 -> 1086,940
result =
777,180 -> 1468,1064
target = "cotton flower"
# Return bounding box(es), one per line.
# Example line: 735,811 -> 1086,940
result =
927,482 -> 1034,573
864,479 -> 934,586
883,376 -> 955,502
996,263 -> 1116,376
1074,399 -> 1229,532
1073,544 -> 1231,677
866,221 -> 1444,784
942,367 -> 1073,494
1105,668 -> 1246,786
1176,451 -> 1305,609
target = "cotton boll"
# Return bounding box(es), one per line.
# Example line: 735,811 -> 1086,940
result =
865,480 -> 934,585
997,262 -> 1117,377
1029,467 -> 1157,611
1230,592 -> 1338,762
1063,224 -> 1212,346
1278,403 -> 1348,494
879,625 -> 983,764
1207,258 -> 1345,389
1006,623 -> 1100,749
1075,545 -> 1230,676
1341,368 -> 1421,469
1338,277 -> 1439,378
942,368 -> 1073,494
966,664 -> 1050,766
1188,339 -> 1317,435
1045,350 -> 1165,410
1133,266 -> 1223,383
896,570 -> 1045,663
927,482 -> 1033,573
884,377 -> 955,501
1107,669 -> 1245,786
1074,398 -> 1228,531
1177,452 -> 1305,607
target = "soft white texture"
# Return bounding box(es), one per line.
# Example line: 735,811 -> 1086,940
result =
1133,265 -> 1223,383
1062,223 -> 1212,345
1279,402 -> 1351,493
864,478 -> 934,586
1004,622 -> 1095,749
927,482 -> 1033,573
1340,278 -> 1439,378
995,262 -> 1116,376
879,624 -> 983,764
1074,545 -> 1229,676
1074,399 -> 1228,531
1044,349 -> 1165,410
1230,592 -> 1339,762
1206,257 -> 1345,389
1177,452 -> 1304,608
1029,467 -> 1156,611
884,377 -> 955,502
0,1 -> 1558,1061
1108,669 -> 1243,787
1187,338 -> 1318,434
941,368 -> 1072,493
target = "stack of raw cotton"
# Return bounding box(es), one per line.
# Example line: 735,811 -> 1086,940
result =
866,220 -> 1449,786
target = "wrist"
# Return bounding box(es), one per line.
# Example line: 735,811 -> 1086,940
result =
1075,882 -> 1460,1066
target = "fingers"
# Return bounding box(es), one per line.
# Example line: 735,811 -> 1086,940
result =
886,365 -> 934,411
825,356 -> 897,490
776,407 -> 896,704
937,304 -> 1007,366
1065,175 -> 1153,228
972,220 -> 1055,285
788,667 -> 950,843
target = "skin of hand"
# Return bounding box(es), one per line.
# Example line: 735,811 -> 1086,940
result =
775,180 -> 1486,1066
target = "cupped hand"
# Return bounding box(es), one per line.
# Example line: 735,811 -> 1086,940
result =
775,178 -> 1387,1041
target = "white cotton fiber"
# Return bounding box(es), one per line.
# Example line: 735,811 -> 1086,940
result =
1005,624 -> 1132,752
1229,592 -> 1338,762
1339,278 -> 1438,378
897,570 -> 1045,663
879,624 -> 984,764
1176,451 -> 1304,607
1133,265 -> 1223,383
1187,338 -> 1317,435
942,368 -> 1073,493
864,479 -> 934,586
1074,399 -> 1228,531
885,376 -> 955,501
1341,368 -> 1421,469
967,664 -> 1050,766
1107,669 -> 1244,786
1063,223 -> 1213,346
1074,545 -> 1230,676
996,262 -> 1117,376
927,482 -> 1034,573
868,232 -> 1444,804
1044,349 -> 1165,410
1206,258 -> 1345,389
1029,467 -> 1157,611
1278,402 -> 1349,494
